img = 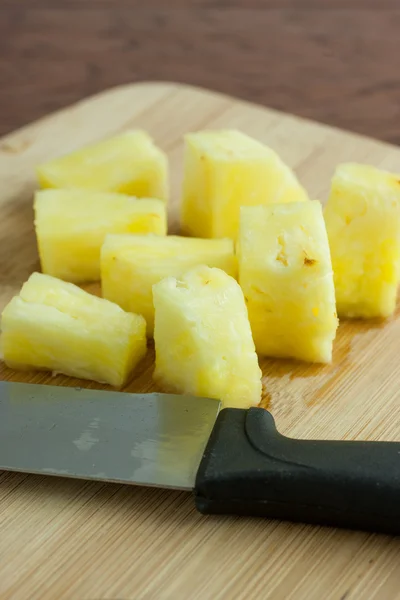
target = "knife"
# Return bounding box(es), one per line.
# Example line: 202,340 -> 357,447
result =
1,381 -> 400,534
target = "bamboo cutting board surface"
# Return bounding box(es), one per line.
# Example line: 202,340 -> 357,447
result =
1,82 -> 400,600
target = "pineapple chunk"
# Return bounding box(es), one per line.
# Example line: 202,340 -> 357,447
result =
101,234 -> 237,336
153,266 -> 262,408
1,273 -> 146,387
34,190 -> 166,283
238,201 -> 338,363
324,163 -> 400,318
181,129 -> 308,239
37,130 -> 168,201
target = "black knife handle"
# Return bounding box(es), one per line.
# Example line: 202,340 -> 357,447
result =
194,408 -> 400,534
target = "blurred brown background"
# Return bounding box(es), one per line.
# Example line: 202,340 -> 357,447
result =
1,0 -> 400,143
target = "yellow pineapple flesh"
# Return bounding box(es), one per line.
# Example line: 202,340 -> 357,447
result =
1,273 -> 146,387
101,234 -> 237,336
324,163 -> 400,318
153,265 -> 262,408
34,190 -> 167,283
37,130 -> 168,201
181,129 -> 308,239
238,201 -> 338,363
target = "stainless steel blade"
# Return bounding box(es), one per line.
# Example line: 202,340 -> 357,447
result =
0,382 -> 221,490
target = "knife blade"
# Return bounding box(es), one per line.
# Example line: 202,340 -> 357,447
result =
1,381 -> 400,535
0,381 -> 220,490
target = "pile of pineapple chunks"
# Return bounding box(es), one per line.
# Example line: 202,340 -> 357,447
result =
2,129 -> 400,409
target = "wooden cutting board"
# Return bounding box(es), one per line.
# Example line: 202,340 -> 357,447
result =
1,82 -> 400,600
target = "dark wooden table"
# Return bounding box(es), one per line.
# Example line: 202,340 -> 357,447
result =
1,0 -> 400,143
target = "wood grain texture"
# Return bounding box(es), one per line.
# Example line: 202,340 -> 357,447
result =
1,82 -> 400,599
2,1 -> 400,143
